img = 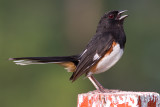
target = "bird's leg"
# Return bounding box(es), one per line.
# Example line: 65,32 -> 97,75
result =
88,75 -> 105,93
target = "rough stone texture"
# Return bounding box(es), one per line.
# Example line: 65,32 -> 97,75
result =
77,90 -> 160,107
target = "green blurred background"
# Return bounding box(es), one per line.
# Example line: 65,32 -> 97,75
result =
1,0 -> 160,107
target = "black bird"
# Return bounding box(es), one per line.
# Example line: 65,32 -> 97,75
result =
9,10 -> 128,92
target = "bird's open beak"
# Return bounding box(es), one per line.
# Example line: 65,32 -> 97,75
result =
117,10 -> 128,20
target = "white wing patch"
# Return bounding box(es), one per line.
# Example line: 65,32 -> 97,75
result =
81,49 -> 87,57
93,53 -> 100,61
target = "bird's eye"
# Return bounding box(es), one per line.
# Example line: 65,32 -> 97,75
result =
108,14 -> 114,19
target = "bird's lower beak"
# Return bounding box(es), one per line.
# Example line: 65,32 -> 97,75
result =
117,10 -> 128,20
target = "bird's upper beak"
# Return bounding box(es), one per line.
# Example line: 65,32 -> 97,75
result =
117,10 -> 128,20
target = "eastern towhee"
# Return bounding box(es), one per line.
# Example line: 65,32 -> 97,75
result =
9,10 -> 128,92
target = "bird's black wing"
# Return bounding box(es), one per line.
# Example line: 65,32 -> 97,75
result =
70,32 -> 114,81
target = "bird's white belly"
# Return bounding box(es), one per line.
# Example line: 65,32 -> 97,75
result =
95,44 -> 123,74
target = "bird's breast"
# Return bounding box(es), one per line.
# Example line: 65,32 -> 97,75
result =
93,43 -> 123,74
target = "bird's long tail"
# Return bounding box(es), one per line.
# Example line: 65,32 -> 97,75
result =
9,55 -> 79,72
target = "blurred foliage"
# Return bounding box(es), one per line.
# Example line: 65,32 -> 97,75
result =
1,0 -> 160,107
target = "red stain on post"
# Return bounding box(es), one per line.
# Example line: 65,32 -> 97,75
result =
138,96 -> 142,107
79,96 -> 88,107
147,96 -> 157,107
77,90 -> 160,107
147,100 -> 156,107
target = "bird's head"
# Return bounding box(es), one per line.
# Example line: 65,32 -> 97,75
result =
106,10 -> 128,22
97,10 -> 128,32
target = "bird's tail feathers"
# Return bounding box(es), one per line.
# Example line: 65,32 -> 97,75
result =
9,56 -> 79,72
9,55 -> 78,65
